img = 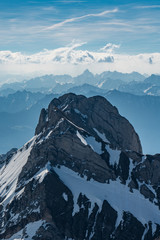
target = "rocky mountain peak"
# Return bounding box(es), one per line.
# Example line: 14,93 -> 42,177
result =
1,93 -> 160,240
36,93 -> 142,154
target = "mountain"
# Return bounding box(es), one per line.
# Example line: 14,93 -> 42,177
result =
73,70 -> 96,86
118,81 -> 150,95
0,90 -> 44,113
97,71 -> 145,83
0,70 -> 145,95
65,86 -> 160,154
97,78 -> 125,90
0,74 -> 73,94
145,74 -> 160,85
67,84 -> 105,96
35,93 -> 142,153
1,93 -> 160,240
0,148 -> 17,166
51,83 -> 75,94
0,88 -> 16,97
119,74 -> 160,96
105,90 -> 160,154
0,93 -> 59,154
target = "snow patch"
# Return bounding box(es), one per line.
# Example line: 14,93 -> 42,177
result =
16,187 -> 25,199
65,118 -> 86,132
0,136 -> 36,207
115,211 -> 123,228
10,213 -> 20,223
93,128 -> 110,143
62,192 -> 68,201
142,224 -> 149,240
74,108 -> 88,119
85,136 -> 102,154
144,86 -> 153,94
76,131 -> 87,145
3,220 -> 45,240
54,118 -> 64,130
29,162 -> 51,184
32,206 -> 40,213
106,145 -> 121,166
54,166 -> 160,228
141,155 -> 147,163
45,129 -> 53,139
145,184 -> 157,198
126,158 -> 135,185
62,104 -> 68,111
98,80 -> 105,88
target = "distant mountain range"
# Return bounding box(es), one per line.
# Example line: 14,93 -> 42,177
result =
1,70 -> 160,97
0,70 -> 146,95
119,74 -> 160,96
0,91 -> 44,113
0,70 -> 160,154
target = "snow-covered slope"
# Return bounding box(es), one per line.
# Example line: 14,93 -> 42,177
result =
0,137 -> 36,207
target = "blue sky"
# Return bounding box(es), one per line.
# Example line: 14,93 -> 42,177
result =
0,0 -> 160,54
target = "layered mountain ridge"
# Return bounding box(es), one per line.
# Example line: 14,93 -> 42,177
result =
0,93 -> 160,240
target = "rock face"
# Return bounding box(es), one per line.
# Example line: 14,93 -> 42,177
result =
36,93 -> 142,153
0,93 -> 160,240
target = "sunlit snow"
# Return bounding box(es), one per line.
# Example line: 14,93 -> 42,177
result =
0,136 -> 36,207
54,165 -> 160,230
93,128 -> 110,143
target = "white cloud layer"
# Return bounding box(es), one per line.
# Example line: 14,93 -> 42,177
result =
0,43 -> 160,84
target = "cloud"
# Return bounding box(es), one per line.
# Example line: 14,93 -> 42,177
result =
136,5 -> 160,9
102,21 -> 130,27
0,43 -> 160,84
54,0 -> 86,3
42,6 -> 56,11
44,8 -> 118,31
100,43 -> 120,53
98,56 -> 114,63
66,40 -> 87,49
